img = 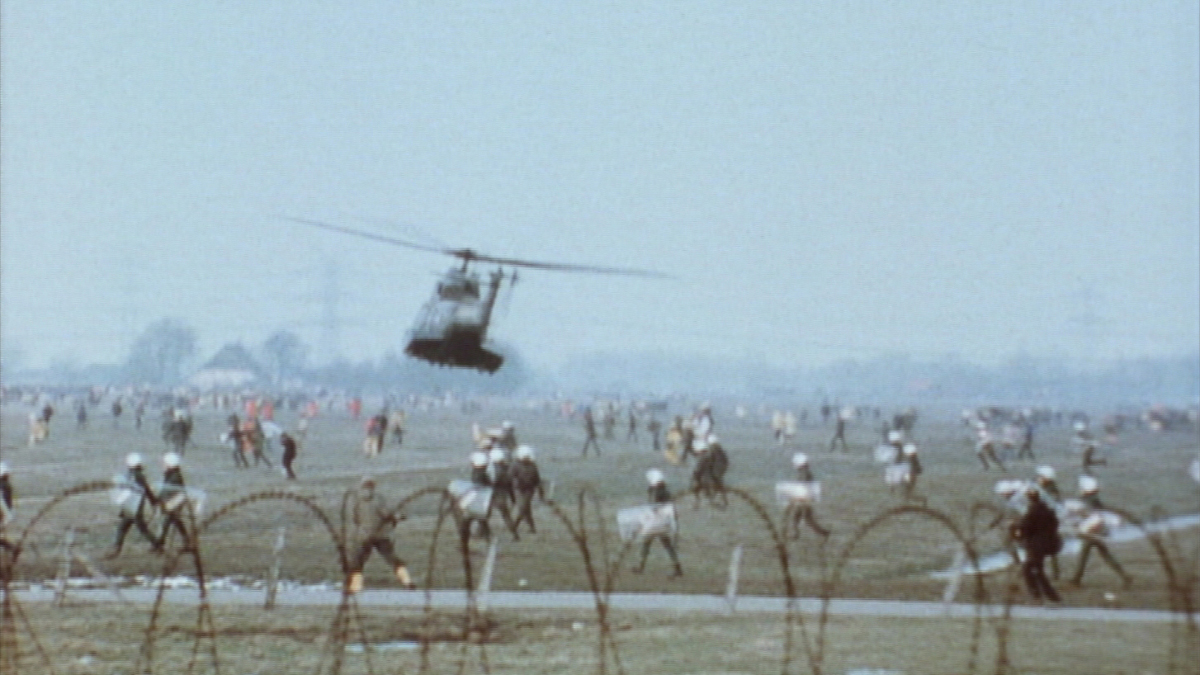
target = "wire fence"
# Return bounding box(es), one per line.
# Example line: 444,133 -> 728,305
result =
1,480 -> 1197,674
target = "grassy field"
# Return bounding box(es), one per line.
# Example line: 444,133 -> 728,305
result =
5,601 -> 1194,674
2,397 -> 1198,673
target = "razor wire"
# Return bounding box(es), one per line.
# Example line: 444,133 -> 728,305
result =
2,479 -> 1198,675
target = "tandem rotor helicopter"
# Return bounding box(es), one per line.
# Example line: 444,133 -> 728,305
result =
288,217 -> 666,373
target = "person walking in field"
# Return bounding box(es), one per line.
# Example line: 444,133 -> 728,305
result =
828,409 -> 849,452
488,448 -> 521,540
975,422 -> 1006,471
632,469 -> 683,578
106,453 -> 160,558
1013,485 -> 1062,604
280,432 -> 299,480
153,452 -> 191,553
510,445 -> 547,535
784,453 -> 830,539
1068,475 -> 1132,588
580,408 -> 602,457
346,477 -> 416,594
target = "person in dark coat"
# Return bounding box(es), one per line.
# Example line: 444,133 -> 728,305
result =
106,453 -> 159,558
510,445 -> 547,535
581,408 -> 601,457
153,452 -> 191,552
1013,486 -> 1062,603
488,448 -> 520,540
0,462 -> 14,546
280,432 -> 298,480
632,469 -> 683,578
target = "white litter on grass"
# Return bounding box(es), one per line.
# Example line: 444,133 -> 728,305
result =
345,641 -> 420,653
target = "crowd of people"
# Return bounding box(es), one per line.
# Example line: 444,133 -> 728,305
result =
1,386 -> 1196,605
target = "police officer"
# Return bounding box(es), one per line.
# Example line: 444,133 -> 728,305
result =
975,422 -> 1006,471
1013,485 -> 1062,604
488,447 -> 520,540
689,434 -> 729,509
347,477 -> 415,594
462,451 -> 493,542
106,453 -> 159,558
632,469 -> 683,578
900,443 -> 924,504
498,421 -> 518,451
510,445 -> 547,535
1069,475 -> 1131,588
785,453 -> 830,539
154,452 -> 191,553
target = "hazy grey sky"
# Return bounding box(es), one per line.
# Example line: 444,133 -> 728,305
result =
2,2 -> 1197,373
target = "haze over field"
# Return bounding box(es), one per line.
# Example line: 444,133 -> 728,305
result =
2,2 -> 1197,376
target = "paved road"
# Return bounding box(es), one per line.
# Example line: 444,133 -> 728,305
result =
16,586 -> 1194,624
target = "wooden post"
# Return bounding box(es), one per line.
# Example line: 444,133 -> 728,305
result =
725,544 -> 743,614
476,538 -> 498,613
264,526 -> 286,610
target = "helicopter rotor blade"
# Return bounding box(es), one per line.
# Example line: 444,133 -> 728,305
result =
283,217 -> 451,256
464,252 -> 670,278
285,216 -> 670,278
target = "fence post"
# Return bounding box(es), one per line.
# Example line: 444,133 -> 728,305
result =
53,528 -> 75,606
264,526 -> 286,610
941,545 -> 966,613
725,544 -> 743,614
477,538 -> 499,613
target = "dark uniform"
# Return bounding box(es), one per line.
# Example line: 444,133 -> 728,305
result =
489,451 -> 521,540
154,456 -> 190,552
1014,490 -> 1062,603
107,456 -> 160,557
510,447 -> 546,535
228,414 -> 248,468
633,474 -> 683,578
280,432 -> 298,480
581,409 -> 601,457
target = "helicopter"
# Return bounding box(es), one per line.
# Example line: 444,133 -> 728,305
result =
288,217 -> 665,373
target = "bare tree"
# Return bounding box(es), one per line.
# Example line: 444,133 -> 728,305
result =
124,318 -> 197,385
261,330 -> 308,385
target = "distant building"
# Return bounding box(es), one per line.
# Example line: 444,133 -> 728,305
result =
189,344 -> 266,390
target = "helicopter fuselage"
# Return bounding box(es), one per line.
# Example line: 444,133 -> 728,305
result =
404,268 -> 504,373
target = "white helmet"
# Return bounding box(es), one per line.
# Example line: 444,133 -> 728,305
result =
0,461 -> 9,476
692,438 -> 708,452
887,430 -> 902,442
489,448 -> 507,463
902,443 -> 918,456
514,445 -> 534,461
1078,475 -> 1099,494
163,452 -> 181,469
1036,465 -> 1056,481
126,452 -> 143,468
1073,420 -> 1086,431
707,434 -> 719,445
502,420 -> 514,430
470,451 -> 488,468
646,468 -> 664,485
791,452 -> 809,467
